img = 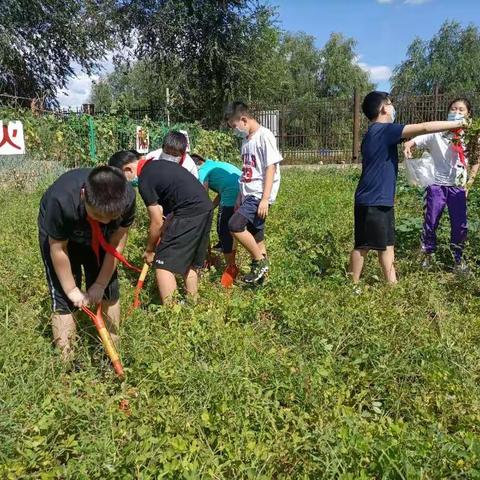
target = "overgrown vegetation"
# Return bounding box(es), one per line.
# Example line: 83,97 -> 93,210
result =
0,108 -> 240,168
2,168 -> 480,478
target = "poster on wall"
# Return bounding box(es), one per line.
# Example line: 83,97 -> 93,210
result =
0,121 -> 25,155
136,126 -> 150,154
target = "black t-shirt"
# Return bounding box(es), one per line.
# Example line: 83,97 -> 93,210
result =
138,160 -> 213,217
38,168 -> 136,245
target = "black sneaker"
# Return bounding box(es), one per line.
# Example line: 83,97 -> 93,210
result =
212,242 -> 222,252
244,257 -> 269,285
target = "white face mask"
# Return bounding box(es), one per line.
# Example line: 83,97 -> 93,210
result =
160,152 -> 182,163
448,112 -> 464,122
390,106 -> 396,123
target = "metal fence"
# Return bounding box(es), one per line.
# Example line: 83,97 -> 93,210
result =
2,91 -> 480,165
252,92 -> 480,164
253,97 -> 353,164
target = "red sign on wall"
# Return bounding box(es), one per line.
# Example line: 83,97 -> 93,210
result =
0,121 -> 25,155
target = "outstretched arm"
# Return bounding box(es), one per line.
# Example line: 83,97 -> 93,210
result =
402,118 -> 468,139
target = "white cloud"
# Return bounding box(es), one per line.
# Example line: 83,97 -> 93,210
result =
57,73 -> 98,108
356,57 -> 392,82
354,55 -> 392,82
57,54 -> 114,108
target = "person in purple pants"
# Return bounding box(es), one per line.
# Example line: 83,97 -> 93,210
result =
348,91 -> 470,285
404,98 -> 479,274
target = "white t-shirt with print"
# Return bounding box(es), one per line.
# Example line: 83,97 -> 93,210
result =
414,132 -> 468,187
147,148 -> 199,179
240,126 -> 282,203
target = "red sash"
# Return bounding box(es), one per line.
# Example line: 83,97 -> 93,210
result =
87,217 -> 141,272
137,158 -> 152,175
451,129 -> 467,167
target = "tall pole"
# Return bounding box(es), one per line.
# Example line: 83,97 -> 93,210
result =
352,88 -> 361,163
166,87 -> 171,126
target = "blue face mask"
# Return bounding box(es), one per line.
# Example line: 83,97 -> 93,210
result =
129,177 -> 139,188
390,107 -> 396,123
448,112 -> 464,122
234,126 -> 248,139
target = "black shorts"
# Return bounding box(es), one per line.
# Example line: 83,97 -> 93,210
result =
354,205 -> 395,251
228,195 -> 266,242
217,205 -> 235,254
154,210 -> 213,274
39,235 -> 119,314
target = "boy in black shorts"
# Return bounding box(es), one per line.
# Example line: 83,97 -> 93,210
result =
109,132 -> 213,304
191,153 -> 242,287
349,91 -> 471,284
38,166 -> 136,359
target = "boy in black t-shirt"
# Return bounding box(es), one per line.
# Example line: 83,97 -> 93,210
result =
349,91 -> 470,285
109,132 -> 213,304
38,166 -> 136,359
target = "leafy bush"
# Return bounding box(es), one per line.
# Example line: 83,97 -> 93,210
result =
0,108 -> 240,167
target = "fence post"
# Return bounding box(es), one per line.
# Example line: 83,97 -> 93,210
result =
433,84 -> 439,121
352,88 -> 361,163
165,88 -> 171,126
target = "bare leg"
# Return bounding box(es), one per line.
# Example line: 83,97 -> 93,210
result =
101,300 -> 120,348
224,251 -> 236,266
183,267 -> 199,302
256,240 -> 267,257
378,246 -> 397,284
52,313 -> 77,361
156,269 -> 178,305
231,230 -> 263,260
348,248 -> 369,283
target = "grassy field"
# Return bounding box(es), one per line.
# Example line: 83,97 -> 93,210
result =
2,168 -> 480,479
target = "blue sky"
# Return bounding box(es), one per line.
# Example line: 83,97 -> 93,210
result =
269,0 -> 479,91
58,0 -> 479,106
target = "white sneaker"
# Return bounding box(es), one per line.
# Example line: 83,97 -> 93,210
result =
453,260 -> 470,276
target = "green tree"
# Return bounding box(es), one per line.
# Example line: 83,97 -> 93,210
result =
391,21 -> 480,95
89,78 -> 114,111
275,32 -> 322,101
90,59 -> 169,113
317,33 -> 373,97
116,0 -> 278,126
0,0 -> 117,104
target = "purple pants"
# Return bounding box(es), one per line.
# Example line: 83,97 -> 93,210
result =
422,185 -> 467,262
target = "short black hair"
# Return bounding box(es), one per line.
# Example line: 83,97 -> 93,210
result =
448,97 -> 473,115
190,153 -> 205,165
163,131 -> 187,155
108,150 -> 141,169
84,166 -> 129,216
362,91 -> 391,121
224,101 -> 253,122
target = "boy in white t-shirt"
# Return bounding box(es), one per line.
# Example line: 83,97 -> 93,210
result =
224,101 -> 282,285
145,131 -> 199,179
